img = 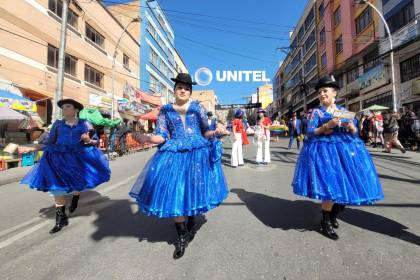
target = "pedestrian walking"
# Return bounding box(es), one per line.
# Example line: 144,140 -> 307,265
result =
129,73 -> 228,259
207,111 -> 217,130
292,76 -> 383,240
255,109 -> 272,165
287,112 -> 302,150
383,110 -> 406,153
21,99 -> 111,234
372,111 -> 384,148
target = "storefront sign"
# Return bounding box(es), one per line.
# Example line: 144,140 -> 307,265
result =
357,64 -> 386,90
89,93 -> 111,109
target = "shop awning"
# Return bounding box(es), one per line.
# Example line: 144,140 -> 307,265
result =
0,107 -> 26,121
79,108 -> 122,127
137,90 -> 161,106
0,89 -> 37,112
139,109 -> 159,121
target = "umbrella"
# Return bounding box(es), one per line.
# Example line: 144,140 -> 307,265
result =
0,107 -> 27,121
361,105 -> 389,112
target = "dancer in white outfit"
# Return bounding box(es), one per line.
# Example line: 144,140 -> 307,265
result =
255,109 -> 272,165
231,109 -> 246,167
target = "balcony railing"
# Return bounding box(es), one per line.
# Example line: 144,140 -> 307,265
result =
379,14 -> 420,54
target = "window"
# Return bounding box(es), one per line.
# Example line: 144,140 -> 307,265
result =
47,44 -> 77,76
304,9 -> 315,30
285,53 -> 301,75
335,35 -> 343,54
347,66 -> 359,83
48,0 -> 78,28
123,53 -> 129,69
150,75 -> 158,92
336,74 -> 344,88
334,6 -> 341,26
64,54 -> 77,76
363,48 -> 380,72
304,53 -> 317,75
85,23 -> 104,48
386,1 -> 415,34
84,64 -> 104,88
297,27 -> 305,43
149,49 -> 158,66
321,52 -> 327,68
319,3 -> 325,18
320,27 -> 325,44
363,92 -> 393,109
400,53 -> 420,83
303,30 -> 316,54
147,22 -> 156,39
355,7 -> 372,34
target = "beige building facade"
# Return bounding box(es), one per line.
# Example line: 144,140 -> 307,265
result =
0,0 -> 140,124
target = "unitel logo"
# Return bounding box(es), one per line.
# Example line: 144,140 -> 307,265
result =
194,67 -> 270,86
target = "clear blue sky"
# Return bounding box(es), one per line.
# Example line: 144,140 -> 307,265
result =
107,0 -> 308,104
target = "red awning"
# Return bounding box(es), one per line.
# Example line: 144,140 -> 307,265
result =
136,90 -> 161,106
139,109 -> 159,121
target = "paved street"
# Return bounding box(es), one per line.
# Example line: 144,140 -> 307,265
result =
1,138 -> 420,280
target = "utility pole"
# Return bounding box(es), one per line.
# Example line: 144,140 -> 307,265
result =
53,0 -> 70,122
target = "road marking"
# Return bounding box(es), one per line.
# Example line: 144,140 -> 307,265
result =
0,175 -> 137,250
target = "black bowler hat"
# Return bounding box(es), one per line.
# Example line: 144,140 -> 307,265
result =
315,75 -> 340,91
57,99 -> 84,111
171,73 -> 197,85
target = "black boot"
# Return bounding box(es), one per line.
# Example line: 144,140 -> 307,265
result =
330,204 -> 340,229
173,222 -> 190,259
69,194 -> 80,213
187,216 -> 196,242
50,206 -> 69,234
321,210 -> 339,240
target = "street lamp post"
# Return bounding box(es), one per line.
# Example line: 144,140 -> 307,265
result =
357,0 -> 397,112
111,18 -> 140,119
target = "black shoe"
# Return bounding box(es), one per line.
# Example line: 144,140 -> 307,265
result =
50,206 -> 69,234
321,210 -> 339,240
401,148 -> 406,154
173,222 -> 190,259
69,195 -> 80,213
330,204 -> 340,229
187,216 -> 196,242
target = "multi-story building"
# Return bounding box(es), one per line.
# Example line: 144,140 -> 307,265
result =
315,0 -> 419,114
0,0 -> 140,124
274,0 -> 318,117
140,0 -> 177,104
174,48 -> 188,75
379,0 -> 420,114
316,0 -> 383,112
109,0 -> 187,105
191,90 -> 217,113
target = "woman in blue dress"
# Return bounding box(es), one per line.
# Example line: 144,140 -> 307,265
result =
21,99 -> 111,234
130,73 -> 228,259
292,76 -> 383,240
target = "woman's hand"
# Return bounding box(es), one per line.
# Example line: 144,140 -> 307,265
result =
342,121 -> 357,134
80,133 -> 90,143
326,118 -> 340,129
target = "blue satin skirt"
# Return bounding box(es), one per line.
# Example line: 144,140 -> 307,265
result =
21,144 -> 110,195
292,134 -> 384,205
129,141 -> 228,218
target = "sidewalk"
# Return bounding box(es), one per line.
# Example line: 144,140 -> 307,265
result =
1,139 -> 418,186
0,166 -> 32,186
